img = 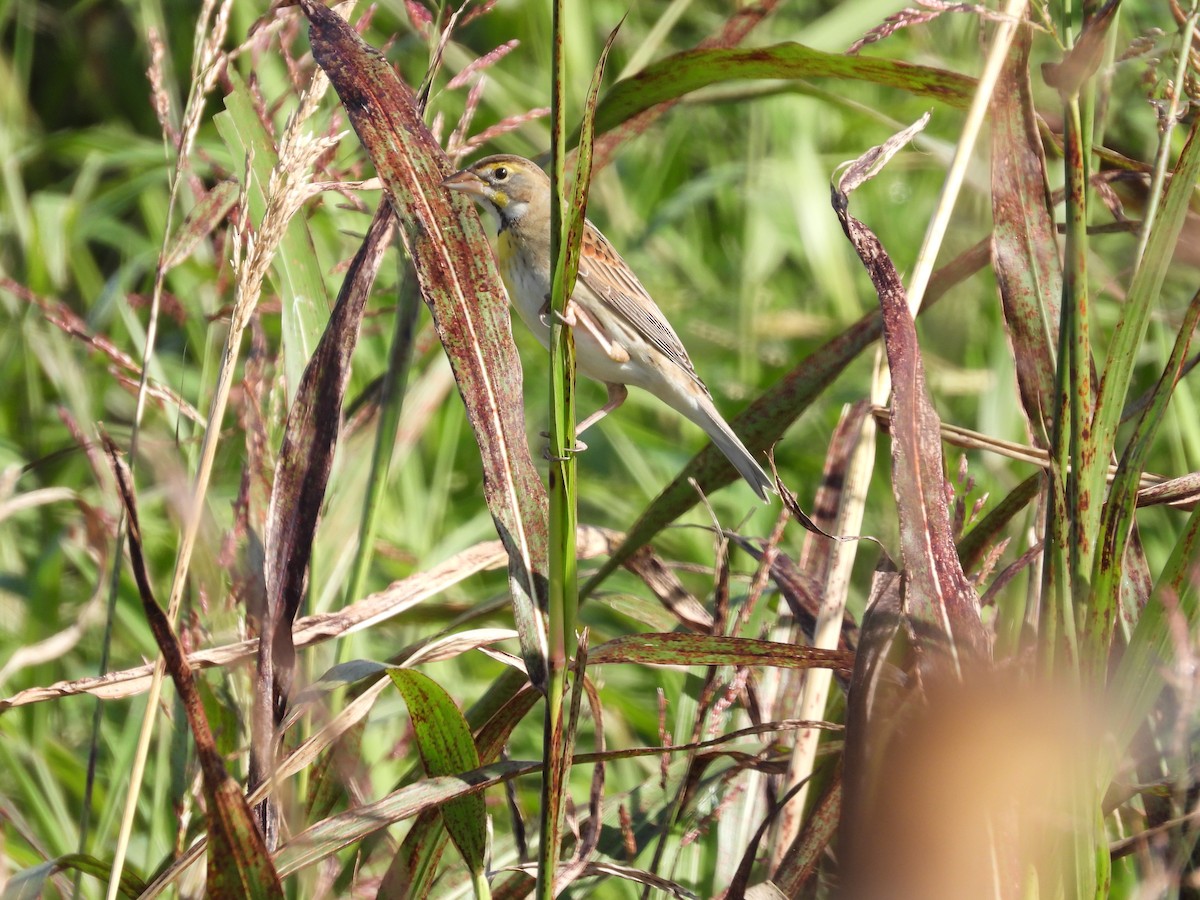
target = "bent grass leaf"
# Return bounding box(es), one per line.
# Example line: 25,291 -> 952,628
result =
621,545 -> 714,632
589,1 -> 782,170
275,761 -> 535,875
592,44 -> 974,141
301,0 -> 550,690
293,659 -> 391,705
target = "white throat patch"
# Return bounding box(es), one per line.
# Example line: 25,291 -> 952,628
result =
503,199 -> 529,222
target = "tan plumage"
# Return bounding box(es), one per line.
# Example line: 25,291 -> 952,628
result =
442,154 -> 774,501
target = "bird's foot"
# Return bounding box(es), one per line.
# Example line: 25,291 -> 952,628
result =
540,431 -> 588,460
538,296 -> 578,329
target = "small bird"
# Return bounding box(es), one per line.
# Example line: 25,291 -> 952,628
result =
442,154 -> 774,501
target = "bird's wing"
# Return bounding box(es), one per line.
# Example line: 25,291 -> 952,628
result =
577,223 -> 705,389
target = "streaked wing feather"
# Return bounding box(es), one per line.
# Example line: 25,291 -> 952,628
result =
578,224 -> 705,388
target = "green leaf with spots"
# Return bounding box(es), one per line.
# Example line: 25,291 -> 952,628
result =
389,669 -> 488,879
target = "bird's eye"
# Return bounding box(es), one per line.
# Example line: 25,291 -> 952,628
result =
493,166 -> 508,181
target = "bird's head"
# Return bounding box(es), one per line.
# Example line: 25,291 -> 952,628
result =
442,155 -> 548,233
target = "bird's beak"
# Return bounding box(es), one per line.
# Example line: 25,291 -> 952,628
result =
441,168 -> 488,199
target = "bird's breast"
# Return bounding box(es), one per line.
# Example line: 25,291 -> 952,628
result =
497,231 -> 553,347
494,231 -> 667,392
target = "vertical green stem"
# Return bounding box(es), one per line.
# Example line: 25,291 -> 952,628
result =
1046,9 -> 1105,889
538,0 -> 578,895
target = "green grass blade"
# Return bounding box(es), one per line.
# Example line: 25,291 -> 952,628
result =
1090,289 -> 1200,676
543,12 -> 620,897
1110,500 -> 1200,757
542,1 -> 575,892
1,853 -> 147,900
590,43 -> 974,141
1091,107 -> 1200,448
1080,111 -> 1200,670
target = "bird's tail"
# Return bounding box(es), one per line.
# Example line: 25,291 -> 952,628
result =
687,393 -> 775,502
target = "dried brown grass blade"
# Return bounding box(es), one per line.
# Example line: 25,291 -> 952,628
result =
833,118 -> 988,662
839,565 -> 905,891
870,406 -> 1195,510
551,636 -> 606,895
990,24 -> 1062,448
252,200 -> 396,847
770,400 -> 873,863
103,438 -> 284,899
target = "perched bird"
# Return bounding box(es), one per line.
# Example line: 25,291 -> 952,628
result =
442,154 -> 774,501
